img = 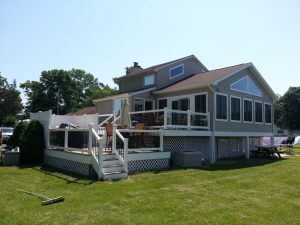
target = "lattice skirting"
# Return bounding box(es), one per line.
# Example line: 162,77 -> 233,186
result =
128,158 -> 169,173
164,136 -> 210,160
46,156 -> 91,177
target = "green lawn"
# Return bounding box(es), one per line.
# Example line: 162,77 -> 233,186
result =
0,154 -> 300,225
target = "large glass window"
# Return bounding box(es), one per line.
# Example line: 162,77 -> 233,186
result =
230,76 -> 263,97
243,99 -> 253,122
169,64 -> 184,79
158,99 -> 167,109
230,97 -> 241,121
255,102 -> 263,123
134,98 -> 153,111
216,94 -> 227,120
265,103 -> 272,124
195,94 -> 207,113
145,100 -> 153,111
144,74 -> 154,86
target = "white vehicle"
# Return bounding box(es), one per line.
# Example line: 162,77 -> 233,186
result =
0,127 -> 14,143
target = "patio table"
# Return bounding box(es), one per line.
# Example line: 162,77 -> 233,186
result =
252,146 -> 284,159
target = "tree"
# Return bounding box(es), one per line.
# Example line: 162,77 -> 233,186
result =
0,73 -> 23,126
274,87 -> 300,129
21,69 -> 117,115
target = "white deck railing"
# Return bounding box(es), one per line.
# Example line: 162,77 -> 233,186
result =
129,108 -> 210,130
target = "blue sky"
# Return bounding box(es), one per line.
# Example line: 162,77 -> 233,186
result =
1,0 -> 299,101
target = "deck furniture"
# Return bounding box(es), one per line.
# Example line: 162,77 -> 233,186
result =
251,146 -> 284,159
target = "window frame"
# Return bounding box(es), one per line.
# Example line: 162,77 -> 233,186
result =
254,100 -> 263,124
243,98 -> 253,123
169,64 -> 185,79
215,93 -> 228,122
134,97 -> 155,112
230,95 -> 241,123
143,74 -> 155,86
230,76 -> 263,97
264,102 -> 272,125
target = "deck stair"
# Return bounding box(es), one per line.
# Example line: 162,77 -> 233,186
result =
101,152 -> 128,180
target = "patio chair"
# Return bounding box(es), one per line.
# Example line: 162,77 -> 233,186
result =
104,123 -> 113,150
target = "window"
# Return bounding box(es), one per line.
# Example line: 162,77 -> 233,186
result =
134,98 -> 154,112
255,101 -> 263,123
169,64 -> 184,79
230,96 -> 241,122
230,76 -> 263,97
172,98 -> 189,111
265,103 -> 272,124
216,94 -> 227,120
144,74 -> 154,86
195,94 -> 207,113
158,99 -> 167,109
243,99 -> 253,122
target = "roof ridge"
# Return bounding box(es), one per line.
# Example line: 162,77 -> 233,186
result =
203,63 -> 248,74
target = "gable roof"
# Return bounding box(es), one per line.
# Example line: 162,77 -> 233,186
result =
115,55 -> 208,81
154,63 -> 277,100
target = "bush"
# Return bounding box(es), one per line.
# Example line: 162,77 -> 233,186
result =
20,120 -> 45,164
3,115 -> 17,127
6,121 -> 28,148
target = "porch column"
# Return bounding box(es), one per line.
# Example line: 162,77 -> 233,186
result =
209,134 -> 216,164
245,136 -> 250,159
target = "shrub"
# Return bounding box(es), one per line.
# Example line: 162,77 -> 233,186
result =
6,121 -> 28,148
20,120 -> 45,164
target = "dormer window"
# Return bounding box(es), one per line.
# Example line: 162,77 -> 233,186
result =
144,74 -> 155,86
169,64 -> 184,79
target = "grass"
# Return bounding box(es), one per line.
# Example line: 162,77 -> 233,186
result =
0,151 -> 300,225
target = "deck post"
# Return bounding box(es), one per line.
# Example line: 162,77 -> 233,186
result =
88,123 -> 93,155
209,134 -> 216,164
164,107 -> 168,129
159,129 -> 164,151
64,129 -> 68,149
123,138 -> 128,172
245,136 -> 250,159
98,137 -> 104,178
112,124 -> 117,154
187,110 -> 191,130
270,136 -> 274,146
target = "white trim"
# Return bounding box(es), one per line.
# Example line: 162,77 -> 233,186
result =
169,64 -> 185,79
215,93 -> 228,122
254,100 -> 263,124
127,151 -> 170,161
214,131 -> 273,137
163,129 -> 212,136
143,74 -> 155,86
243,98 -> 253,123
230,95 -> 241,123
45,149 -> 92,164
230,76 -> 263,97
264,102 -> 272,125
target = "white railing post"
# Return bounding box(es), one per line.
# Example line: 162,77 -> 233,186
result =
159,129 -> 163,152
187,110 -> 191,130
98,137 -> 104,178
207,113 -> 210,130
88,123 -> 93,155
64,129 -> 69,148
164,107 -> 168,129
124,138 -> 128,172
112,124 -> 117,154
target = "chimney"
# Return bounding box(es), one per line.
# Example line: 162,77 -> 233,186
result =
126,62 -> 143,75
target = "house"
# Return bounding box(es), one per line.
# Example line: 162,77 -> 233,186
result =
34,55 -> 277,180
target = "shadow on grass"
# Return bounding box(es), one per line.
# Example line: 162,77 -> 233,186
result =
148,157 -> 288,175
30,165 -> 97,185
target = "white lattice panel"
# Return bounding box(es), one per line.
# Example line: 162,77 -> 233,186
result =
128,159 -> 169,173
47,156 -> 90,176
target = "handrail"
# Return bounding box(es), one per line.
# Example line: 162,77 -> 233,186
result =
99,114 -> 114,127
111,115 -> 120,124
129,109 -> 164,114
116,129 -> 125,142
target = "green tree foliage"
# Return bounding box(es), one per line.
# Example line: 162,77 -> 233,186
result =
21,69 -> 117,115
7,121 -> 28,148
2,115 -> 17,127
20,120 -> 44,164
0,73 -> 23,125
274,87 -> 300,129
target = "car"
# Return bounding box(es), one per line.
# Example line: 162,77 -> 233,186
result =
0,127 -> 14,144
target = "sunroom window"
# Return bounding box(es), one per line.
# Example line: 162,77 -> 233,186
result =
243,99 -> 253,122
255,101 -> 263,123
216,94 -> 227,120
265,103 -> 272,124
230,96 -> 241,121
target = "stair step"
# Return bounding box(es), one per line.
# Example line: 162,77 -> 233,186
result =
103,163 -> 123,168
103,171 -> 128,180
